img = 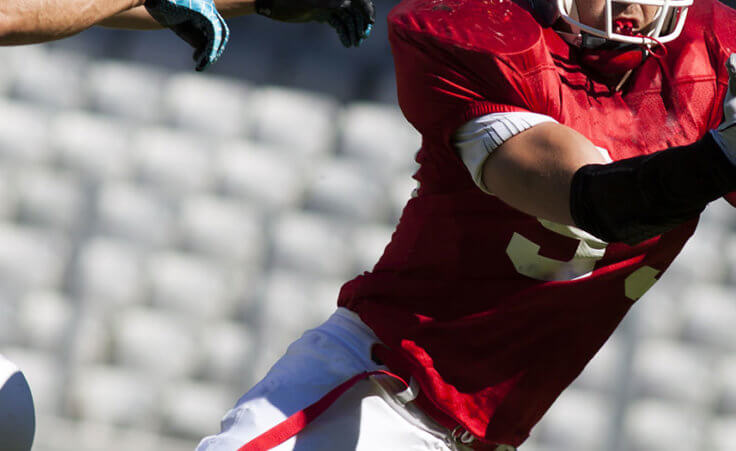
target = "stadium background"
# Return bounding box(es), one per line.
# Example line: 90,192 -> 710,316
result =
1,2 -> 736,450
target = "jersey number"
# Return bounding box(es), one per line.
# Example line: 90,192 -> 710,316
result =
505,220 -> 659,301
504,147 -> 659,301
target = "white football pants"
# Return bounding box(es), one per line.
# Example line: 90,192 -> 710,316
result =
196,308 -> 470,451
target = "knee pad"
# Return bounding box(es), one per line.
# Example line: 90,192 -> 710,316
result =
0,355 -> 35,451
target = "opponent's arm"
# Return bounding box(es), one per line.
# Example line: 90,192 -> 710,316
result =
99,0 -> 255,30
101,0 -> 373,47
0,0 -> 145,44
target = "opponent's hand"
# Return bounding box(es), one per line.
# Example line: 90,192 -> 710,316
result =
255,0 -> 374,47
145,0 -> 229,71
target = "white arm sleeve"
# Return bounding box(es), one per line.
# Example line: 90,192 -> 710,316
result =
453,112 -> 558,194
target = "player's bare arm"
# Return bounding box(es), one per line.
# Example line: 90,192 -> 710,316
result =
480,122 -> 607,225
0,0 -> 229,71
0,0 -> 146,44
99,0 -> 255,29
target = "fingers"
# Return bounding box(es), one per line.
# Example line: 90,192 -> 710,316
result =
193,10 -> 229,71
328,0 -> 375,48
340,9 -> 358,46
360,0 -> 375,26
328,13 -> 352,47
172,21 -> 208,49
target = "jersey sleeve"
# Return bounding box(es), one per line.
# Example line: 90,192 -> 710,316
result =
388,19 -> 547,149
454,111 -> 559,193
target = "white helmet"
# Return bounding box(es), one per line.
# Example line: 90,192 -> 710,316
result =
553,0 -> 692,46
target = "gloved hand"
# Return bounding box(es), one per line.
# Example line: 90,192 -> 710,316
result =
713,53 -> 736,163
145,0 -> 229,71
255,0 -> 374,47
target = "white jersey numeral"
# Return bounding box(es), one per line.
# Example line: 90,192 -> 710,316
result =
506,219 -> 608,281
503,147 -> 659,300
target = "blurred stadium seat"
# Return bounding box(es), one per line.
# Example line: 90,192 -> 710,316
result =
714,355 -> 736,415
708,416 -> 736,451
163,73 -> 251,138
70,364 -> 160,427
630,339 -> 714,407
132,126 -> 214,196
147,250 -> 240,320
303,157 -> 389,222
77,237 -> 146,309
0,223 -> 68,294
216,140 -> 306,211
12,49 -> 88,110
249,87 -> 338,158
271,211 -> 352,277
17,291 -> 73,352
680,283 -> 736,350
534,388 -> 611,451
51,111 -> 134,180
338,102 -> 420,177
87,61 -> 167,122
15,166 -> 84,231
0,100 -> 52,163
112,307 -> 200,378
96,181 -> 175,248
178,195 -> 265,266
622,399 -> 706,451
199,320 -> 255,384
160,380 -> 236,439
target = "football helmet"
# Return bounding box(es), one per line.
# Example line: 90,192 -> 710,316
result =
534,0 -> 692,75
536,0 -> 692,47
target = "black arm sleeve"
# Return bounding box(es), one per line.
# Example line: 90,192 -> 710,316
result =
570,131 -> 736,245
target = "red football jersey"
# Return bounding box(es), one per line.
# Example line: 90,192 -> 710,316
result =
338,0 -> 736,446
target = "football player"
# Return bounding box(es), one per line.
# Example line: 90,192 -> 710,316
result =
205,0 -> 736,449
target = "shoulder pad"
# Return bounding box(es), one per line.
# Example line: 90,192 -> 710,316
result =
673,0 -> 736,65
388,0 -> 545,56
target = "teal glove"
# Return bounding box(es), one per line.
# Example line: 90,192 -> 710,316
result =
145,0 -> 230,71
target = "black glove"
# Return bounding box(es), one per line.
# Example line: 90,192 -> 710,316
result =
255,0 -> 375,47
